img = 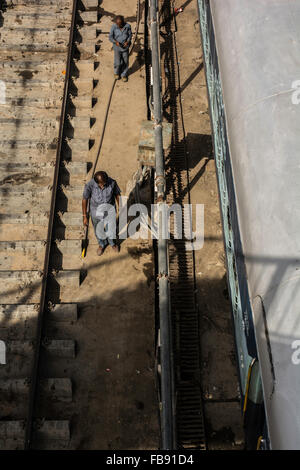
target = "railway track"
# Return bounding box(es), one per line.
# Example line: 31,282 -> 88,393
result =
0,0 -> 205,451
0,0 -> 98,450
159,1 -> 206,449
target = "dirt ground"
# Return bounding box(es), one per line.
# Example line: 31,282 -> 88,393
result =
173,0 -> 244,449
68,0 -> 159,449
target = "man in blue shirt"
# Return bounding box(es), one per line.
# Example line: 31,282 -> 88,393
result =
82,171 -> 121,256
109,15 -> 132,82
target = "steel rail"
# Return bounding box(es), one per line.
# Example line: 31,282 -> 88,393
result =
149,0 -> 174,450
160,0 -> 206,449
24,0 -> 78,450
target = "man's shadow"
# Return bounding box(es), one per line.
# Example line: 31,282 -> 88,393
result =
128,36 -> 144,77
116,168 -> 152,248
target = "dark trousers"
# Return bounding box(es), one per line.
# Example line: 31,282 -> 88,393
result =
92,216 -> 116,248
113,45 -> 129,77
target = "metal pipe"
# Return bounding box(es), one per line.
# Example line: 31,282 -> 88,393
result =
150,0 -> 165,199
150,0 -> 174,450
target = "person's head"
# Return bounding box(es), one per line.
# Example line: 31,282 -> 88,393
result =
94,171 -> 108,188
115,15 -> 125,28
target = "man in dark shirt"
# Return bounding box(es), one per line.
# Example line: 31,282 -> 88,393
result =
82,171 -> 121,255
109,15 -> 132,82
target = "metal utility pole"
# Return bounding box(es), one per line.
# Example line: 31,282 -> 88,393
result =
149,0 -> 174,450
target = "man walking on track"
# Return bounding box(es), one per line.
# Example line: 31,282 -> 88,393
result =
109,15 -> 132,82
82,171 -> 121,256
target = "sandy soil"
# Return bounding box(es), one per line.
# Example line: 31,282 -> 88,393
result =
68,0 -> 159,449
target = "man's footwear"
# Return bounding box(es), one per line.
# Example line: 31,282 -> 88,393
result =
111,245 -> 119,253
122,76 -> 128,82
97,246 -> 104,256
114,74 -> 120,80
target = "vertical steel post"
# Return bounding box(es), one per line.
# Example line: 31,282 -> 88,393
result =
149,0 -> 173,450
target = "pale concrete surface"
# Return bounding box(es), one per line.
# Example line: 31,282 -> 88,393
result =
174,0 -> 244,449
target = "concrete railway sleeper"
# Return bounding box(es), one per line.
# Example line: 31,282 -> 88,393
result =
0,0 -> 98,450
